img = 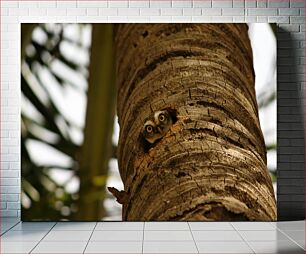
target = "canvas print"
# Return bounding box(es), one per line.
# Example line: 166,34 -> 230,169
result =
21,23 -> 277,221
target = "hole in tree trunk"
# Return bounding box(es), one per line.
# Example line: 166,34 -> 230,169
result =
142,31 -> 148,38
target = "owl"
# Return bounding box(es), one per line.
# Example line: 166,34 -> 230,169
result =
142,110 -> 173,144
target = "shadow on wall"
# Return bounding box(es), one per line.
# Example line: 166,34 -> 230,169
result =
277,28 -> 305,221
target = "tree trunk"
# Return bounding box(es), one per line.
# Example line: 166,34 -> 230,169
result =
114,24 -> 276,221
76,24 -> 116,220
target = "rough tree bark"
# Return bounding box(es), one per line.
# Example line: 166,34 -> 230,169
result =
114,24 -> 276,221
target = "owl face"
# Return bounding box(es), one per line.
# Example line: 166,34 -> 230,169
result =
142,110 -> 173,144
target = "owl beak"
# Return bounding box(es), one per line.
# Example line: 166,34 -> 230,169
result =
157,127 -> 162,133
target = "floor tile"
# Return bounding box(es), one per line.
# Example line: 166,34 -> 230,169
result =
90,230 -> 143,241
52,222 -> 96,231
249,240 -> 304,253
96,222 -> 143,231
0,230 -> 48,242
1,222 -> 21,233
282,230 -> 305,241
143,241 -> 198,253
32,241 -> 87,253
295,240 -> 305,250
12,222 -> 55,231
282,230 -> 305,249
196,241 -> 253,253
0,241 -> 37,253
144,230 -> 193,241
1,229 -> 8,234
1,224 -> 17,234
42,230 -> 92,241
145,222 -> 189,230
189,222 -> 234,231
276,221 -> 305,231
231,222 -> 276,230
239,230 -> 291,241
85,241 -> 142,253
192,230 -> 243,241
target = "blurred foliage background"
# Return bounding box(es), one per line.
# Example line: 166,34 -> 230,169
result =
21,23 -> 121,221
21,23 -> 277,221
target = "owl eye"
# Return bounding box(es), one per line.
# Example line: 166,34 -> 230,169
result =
146,125 -> 153,133
159,114 -> 166,122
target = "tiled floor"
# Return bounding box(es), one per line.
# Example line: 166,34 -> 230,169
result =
0,218 -> 304,253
